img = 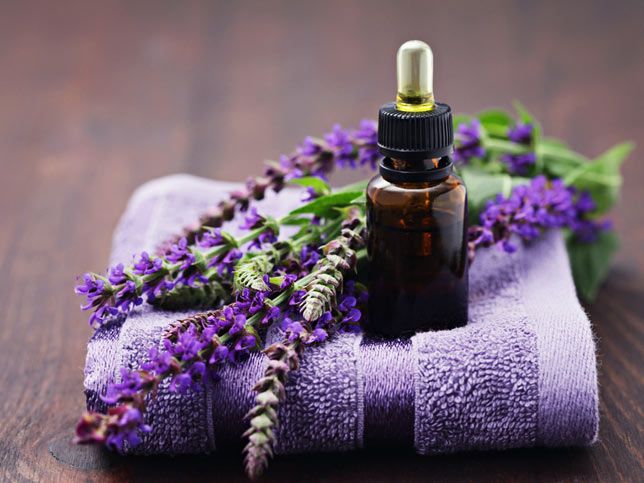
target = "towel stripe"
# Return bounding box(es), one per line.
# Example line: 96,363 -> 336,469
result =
359,336 -> 416,448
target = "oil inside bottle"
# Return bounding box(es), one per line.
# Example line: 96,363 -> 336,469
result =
365,158 -> 468,336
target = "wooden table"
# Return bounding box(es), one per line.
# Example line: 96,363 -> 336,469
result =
1,0 -> 642,481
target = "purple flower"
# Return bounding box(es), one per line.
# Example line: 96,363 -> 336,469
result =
89,306 -> 119,328
501,123 -> 536,174
76,405 -> 152,452
501,152 -> 536,175
143,347 -> 173,374
508,123 -> 533,145
282,319 -> 305,342
469,175 -> 611,257
300,245 -> 320,270
353,119 -> 380,170
133,252 -> 164,276
104,406 -> 151,452
209,344 -> 229,365
75,274 -> 108,309
288,290 -> 306,306
306,328 -> 328,344
249,291 -> 267,315
342,308 -> 362,324
164,325 -> 205,361
301,187 -> 318,202
248,230 -> 278,250
198,229 -> 224,248
108,264 -> 127,285
315,311 -> 333,329
240,208 -> 265,230
169,372 -> 193,393
166,238 -> 195,269
283,154 -> 304,181
454,120 -> 485,164
261,305 -> 282,325
208,248 -> 242,275
234,335 -> 257,353
278,273 -> 298,289
299,137 -> 323,157
325,124 -> 355,168
575,191 -> 596,213
101,368 -> 150,404
339,295 -> 356,312
115,281 -> 142,310
228,314 -> 247,336
76,268 -> 145,328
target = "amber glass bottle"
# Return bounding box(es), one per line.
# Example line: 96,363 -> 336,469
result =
364,41 -> 468,336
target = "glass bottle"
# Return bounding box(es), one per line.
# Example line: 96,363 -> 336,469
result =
365,157 -> 468,335
363,40 -> 469,336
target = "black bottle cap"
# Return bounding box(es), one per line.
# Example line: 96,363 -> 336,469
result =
377,102 -> 453,161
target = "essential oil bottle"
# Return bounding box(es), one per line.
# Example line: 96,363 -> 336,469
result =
364,40 -> 468,336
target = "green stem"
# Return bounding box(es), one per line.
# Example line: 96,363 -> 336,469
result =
484,138 -> 530,154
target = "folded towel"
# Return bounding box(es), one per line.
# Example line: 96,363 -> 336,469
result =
84,174 -> 599,455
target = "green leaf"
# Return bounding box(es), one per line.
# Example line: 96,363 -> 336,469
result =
593,142 -> 634,171
459,167 -> 530,223
513,100 -> 533,123
288,176 -> 331,195
539,137 -> 569,150
278,214 -> 313,226
566,230 -> 619,302
536,138 -> 588,178
477,109 -> 513,137
289,190 -> 364,216
484,138 -> 529,155
563,142 -> 633,213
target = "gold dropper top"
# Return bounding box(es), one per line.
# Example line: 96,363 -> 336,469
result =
396,40 -> 435,112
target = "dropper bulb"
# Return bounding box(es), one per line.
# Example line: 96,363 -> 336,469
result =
396,40 -> 435,112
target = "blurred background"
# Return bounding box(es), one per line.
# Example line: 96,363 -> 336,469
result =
2,0 -> 643,264
1,0 -> 642,481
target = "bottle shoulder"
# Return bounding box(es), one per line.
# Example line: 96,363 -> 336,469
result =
366,172 -> 467,227
367,173 -> 466,200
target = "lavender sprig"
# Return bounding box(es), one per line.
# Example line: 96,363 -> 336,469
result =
156,120 -> 378,253
242,283 -> 367,480
468,175 -> 609,260
243,214 -> 366,479
75,215 -> 278,328
242,288 -> 364,480
243,339 -> 300,479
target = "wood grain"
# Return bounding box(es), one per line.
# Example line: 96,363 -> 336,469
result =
1,0 -> 642,481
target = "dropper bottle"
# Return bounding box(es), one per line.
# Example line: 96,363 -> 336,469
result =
364,40 -> 468,336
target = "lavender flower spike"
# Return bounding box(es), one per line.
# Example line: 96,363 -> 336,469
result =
468,175 -> 610,260
156,120 -> 379,253
453,119 -> 485,164
501,122 -> 536,175
76,219 -> 277,328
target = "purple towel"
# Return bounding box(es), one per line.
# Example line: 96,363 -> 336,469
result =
84,174 -> 599,455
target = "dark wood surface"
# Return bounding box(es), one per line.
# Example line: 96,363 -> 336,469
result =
1,0 -> 642,481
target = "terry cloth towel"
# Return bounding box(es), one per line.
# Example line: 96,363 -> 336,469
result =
84,174 -> 599,455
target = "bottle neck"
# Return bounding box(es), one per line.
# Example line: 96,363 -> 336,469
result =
379,156 -> 453,184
